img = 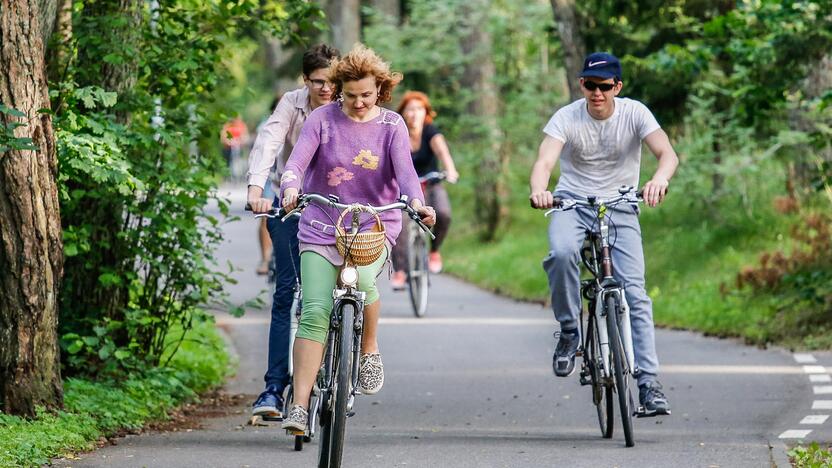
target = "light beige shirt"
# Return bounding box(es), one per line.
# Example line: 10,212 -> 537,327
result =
246,87 -> 312,190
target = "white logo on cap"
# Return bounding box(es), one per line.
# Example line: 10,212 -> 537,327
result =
588,61 -> 607,67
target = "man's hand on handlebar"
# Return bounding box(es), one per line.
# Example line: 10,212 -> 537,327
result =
529,190 -> 556,209
641,178 -> 669,208
247,197 -> 273,214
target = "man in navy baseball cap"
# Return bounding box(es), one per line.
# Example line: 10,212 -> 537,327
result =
579,52 -> 622,81
530,47 -> 679,419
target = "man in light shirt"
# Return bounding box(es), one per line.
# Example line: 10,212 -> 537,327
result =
529,52 -> 679,417
246,43 -> 340,418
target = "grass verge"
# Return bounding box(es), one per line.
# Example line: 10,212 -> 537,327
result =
790,442 -> 832,467
0,318 -> 231,467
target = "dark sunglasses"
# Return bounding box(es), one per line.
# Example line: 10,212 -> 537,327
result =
583,81 -> 616,92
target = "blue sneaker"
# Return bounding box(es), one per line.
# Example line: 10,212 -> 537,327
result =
252,384 -> 284,418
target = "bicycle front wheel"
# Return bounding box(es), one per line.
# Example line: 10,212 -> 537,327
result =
587,312 -> 614,438
407,231 -> 429,318
606,294 -> 634,447
325,302 -> 355,467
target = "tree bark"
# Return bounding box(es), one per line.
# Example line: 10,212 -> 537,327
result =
367,0 -> 400,24
46,0 -> 72,86
461,1 -> 504,241
0,0 -> 64,417
325,0 -> 360,52
550,0 -> 585,102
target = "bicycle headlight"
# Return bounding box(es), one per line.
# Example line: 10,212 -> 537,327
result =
340,266 -> 358,287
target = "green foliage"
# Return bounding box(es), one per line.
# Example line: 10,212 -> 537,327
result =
0,104 -> 38,152
54,0 -> 322,377
0,320 -> 229,467
790,442 -> 832,468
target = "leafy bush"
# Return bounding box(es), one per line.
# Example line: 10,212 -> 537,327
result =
790,442 -> 832,468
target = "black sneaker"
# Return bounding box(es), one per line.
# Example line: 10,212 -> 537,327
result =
552,330 -> 580,377
639,381 -> 671,417
252,384 -> 284,419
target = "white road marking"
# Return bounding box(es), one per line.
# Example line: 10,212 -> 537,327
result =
803,365 -> 827,374
813,386 -> 832,395
812,401 -> 832,410
779,429 -> 812,439
662,365 -> 804,375
215,316 -> 552,326
794,353 -> 817,363
800,415 -> 829,425
810,374 -> 832,383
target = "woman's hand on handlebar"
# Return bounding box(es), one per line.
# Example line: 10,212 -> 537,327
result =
410,198 -> 436,227
529,190 -> 555,209
282,188 -> 300,211
446,168 -> 459,184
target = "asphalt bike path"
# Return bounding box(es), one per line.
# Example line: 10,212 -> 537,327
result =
55,184 -> 831,468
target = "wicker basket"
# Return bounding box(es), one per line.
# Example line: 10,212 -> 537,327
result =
335,205 -> 387,266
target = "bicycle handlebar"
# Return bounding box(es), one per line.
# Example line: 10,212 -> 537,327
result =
543,186 -> 644,217
250,193 -> 435,239
419,171 -> 447,184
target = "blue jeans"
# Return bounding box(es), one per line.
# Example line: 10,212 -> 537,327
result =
263,208 -> 300,391
542,194 -> 659,387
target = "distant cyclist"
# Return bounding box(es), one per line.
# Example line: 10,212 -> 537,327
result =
246,44 -> 340,419
390,91 -> 459,289
528,52 -> 679,416
279,44 -> 435,432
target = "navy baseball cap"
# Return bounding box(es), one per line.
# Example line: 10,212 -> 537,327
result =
579,52 -> 622,81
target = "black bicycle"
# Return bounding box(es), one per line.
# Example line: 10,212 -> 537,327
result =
544,186 -> 657,447
278,193 -> 431,467
403,171 -> 442,317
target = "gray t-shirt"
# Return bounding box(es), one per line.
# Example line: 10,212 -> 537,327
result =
543,97 -> 660,198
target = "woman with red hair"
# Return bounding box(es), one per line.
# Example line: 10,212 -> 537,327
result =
391,91 -> 459,288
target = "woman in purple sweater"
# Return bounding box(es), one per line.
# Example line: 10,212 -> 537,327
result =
280,44 -> 436,432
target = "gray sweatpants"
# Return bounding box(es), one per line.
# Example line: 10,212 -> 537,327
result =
542,196 -> 659,386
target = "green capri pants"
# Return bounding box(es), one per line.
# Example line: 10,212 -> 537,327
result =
296,248 -> 388,344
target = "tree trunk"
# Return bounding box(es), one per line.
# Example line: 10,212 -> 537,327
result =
550,0 -> 585,102
0,0 -> 64,417
367,0 -> 400,24
461,1 -> 504,241
38,0 -> 58,49
325,0 -> 360,52
46,0 -> 72,86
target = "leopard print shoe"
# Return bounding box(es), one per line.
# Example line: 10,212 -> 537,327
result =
358,353 -> 384,395
280,405 -> 308,432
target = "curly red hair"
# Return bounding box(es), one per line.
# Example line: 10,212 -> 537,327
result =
328,43 -> 402,104
396,91 -> 436,125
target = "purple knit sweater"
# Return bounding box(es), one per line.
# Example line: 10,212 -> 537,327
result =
280,102 -> 424,246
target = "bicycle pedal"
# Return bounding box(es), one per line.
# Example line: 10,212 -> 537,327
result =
261,415 -> 283,422
286,428 -> 305,436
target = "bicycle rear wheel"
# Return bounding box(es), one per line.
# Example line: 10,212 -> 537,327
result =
606,294 -> 634,447
407,231 -> 429,318
587,313 -> 614,438
324,302 -> 355,467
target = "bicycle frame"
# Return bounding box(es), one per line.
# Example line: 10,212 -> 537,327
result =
580,206 -> 636,378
